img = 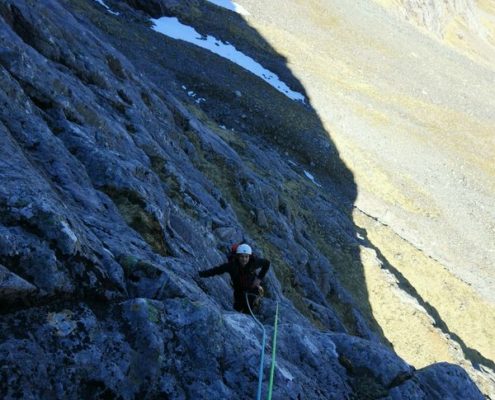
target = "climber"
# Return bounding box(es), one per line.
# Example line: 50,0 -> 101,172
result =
198,243 -> 270,313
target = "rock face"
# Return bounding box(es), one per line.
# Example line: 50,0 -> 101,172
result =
0,0 -> 489,399
397,0 -> 482,37
375,0 -> 495,64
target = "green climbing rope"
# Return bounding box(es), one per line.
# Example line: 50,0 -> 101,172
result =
267,302 -> 279,400
245,293 -> 266,400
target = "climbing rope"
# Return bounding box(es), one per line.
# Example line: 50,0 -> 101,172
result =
246,292 -> 266,400
266,301 -> 279,400
245,292 -> 280,400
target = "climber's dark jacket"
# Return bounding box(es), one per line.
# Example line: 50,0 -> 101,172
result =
199,256 -> 270,293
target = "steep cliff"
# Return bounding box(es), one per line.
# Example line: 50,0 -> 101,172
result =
0,0 -> 492,399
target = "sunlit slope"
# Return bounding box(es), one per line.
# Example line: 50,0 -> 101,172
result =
353,209 -> 495,398
238,0 -> 495,396
239,0 -> 495,301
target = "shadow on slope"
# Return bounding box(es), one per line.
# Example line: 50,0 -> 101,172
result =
356,225 -> 495,373
83,0 -> 391,343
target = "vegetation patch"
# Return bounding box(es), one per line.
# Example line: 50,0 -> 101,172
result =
179,104 -> 341,327
102,186 -> 170,256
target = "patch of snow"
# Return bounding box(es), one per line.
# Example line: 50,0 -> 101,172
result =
47,311 -> 77,337
93,0 -> 120,15
219,125 -> 227,129
278,365 -> 294,381
303,170 -> 322,187
288,160 -> 297,166
61,221 -> 78,244
185,90 -> 206,104
302,334 -> 320,355
181,85 -> 187,90
150,17 -> 306,103
327,340 -> 338,358
102,247 -> 114,257
205,0 -> 250,15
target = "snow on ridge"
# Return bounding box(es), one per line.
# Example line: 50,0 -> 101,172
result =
304,170 -> 322,187
206,0 -> 250,15
93,0 -> 120,15
150,17 -> 305,103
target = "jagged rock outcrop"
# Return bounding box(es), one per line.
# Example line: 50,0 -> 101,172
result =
375,0 -> 495,64
0,0 -> 488,399
396,0 -> 483,37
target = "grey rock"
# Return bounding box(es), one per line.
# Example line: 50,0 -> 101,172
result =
384,362 -> 486,400
0,0 -> 486,399
415,362 -> 485,400
386,379 -> 429,400
255,208 -> 269,228
0,264 -> 37,301
330,333 -> 413,387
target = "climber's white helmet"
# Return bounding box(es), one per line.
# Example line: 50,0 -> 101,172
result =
236,244 -> 252,255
